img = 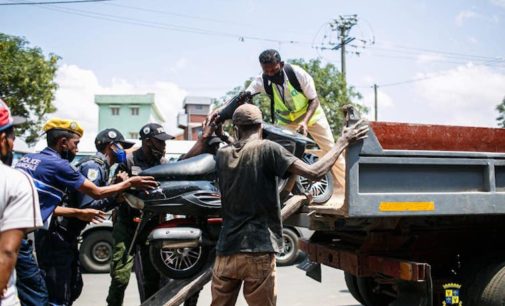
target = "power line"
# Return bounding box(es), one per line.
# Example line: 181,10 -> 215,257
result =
105,2 -> 256,29
33,3 -> 311,45
0,0 -> 109,5
373,42 -> 503,62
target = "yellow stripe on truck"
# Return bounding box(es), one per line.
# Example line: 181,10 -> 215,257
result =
379,201 -> 435,212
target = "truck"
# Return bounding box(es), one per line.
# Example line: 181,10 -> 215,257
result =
287,108 -> 505,306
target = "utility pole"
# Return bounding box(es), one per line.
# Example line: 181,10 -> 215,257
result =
331,15 -> 358,82
373,84 -> 378,121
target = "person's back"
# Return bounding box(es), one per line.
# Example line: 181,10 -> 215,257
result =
215,138 -> 296,256
211,104 -> 298,306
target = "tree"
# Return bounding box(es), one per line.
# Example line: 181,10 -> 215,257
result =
496,96 -> 505,128
0,33 -> 59,144
217,58 -> 366,137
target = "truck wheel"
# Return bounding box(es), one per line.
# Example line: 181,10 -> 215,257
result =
344,272 -> 366,305
296,153 -> 334,204
149,244 -> 210,279
357,277 -> 395,306
462,260 -> 505,306
79,230 -> 113,273
275,228 -> 300,266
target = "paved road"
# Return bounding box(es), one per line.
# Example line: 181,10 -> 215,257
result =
75,264 -> 361,306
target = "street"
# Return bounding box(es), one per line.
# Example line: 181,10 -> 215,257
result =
75,264 -> 361,306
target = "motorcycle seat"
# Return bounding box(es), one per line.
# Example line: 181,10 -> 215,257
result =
140,153 -> 216,179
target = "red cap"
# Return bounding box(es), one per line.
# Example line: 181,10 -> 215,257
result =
0,99 -> 26,132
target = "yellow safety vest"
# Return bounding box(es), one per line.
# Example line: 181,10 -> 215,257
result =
272,81 -> 324,126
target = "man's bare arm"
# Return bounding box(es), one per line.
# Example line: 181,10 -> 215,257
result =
297,98 -> 320,136
0,229 -> 24,297
77,176 -> 157,200
53,206 -> 106,224
289,120 -> 369,180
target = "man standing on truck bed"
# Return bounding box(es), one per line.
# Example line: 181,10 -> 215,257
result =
208,104 -> 368,305
245,49 -> 346,192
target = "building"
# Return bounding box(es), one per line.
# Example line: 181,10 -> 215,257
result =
177,96 -> 213,140
95,93 -> 165,139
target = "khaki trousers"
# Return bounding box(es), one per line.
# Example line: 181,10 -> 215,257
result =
210,253 -> 276,306
283,114 -> 346,191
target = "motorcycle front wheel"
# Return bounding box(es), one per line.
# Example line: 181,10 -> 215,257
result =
149,244 -> 210,279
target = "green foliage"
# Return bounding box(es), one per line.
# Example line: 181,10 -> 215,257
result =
217,58 -> 366,137
0,33 -> 60,144
496,96 -> 505,128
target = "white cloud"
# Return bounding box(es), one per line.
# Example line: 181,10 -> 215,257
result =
414,63 -> 505,127
455,10 -> 479,26
416,53 -> 446,64
491,0 -> 505,9
47,64 -> 187,151
362,89 -> 394,121
170,58 -> 188,74
467,36 -> 479,45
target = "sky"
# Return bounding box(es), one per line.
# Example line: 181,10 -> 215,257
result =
1,0 -> 505,149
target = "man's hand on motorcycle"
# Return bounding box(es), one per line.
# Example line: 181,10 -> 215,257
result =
201,114 -> 221,139
127,176 -> 158,189
77,208 -> 106,224
115,171 -> 129,183
340,119 -> 369,144
204,110 -> 220,126
296,122 -> 309,136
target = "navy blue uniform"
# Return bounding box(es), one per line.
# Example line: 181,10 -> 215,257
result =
38,152 -> 118,306
15,147 -> 86,306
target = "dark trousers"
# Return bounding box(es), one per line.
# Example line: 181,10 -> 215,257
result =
106,206 -> 160,306
35,230 -> 83,306
15,239 -> 49,306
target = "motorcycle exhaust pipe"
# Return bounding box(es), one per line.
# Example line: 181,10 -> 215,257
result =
148,227 -> 202,249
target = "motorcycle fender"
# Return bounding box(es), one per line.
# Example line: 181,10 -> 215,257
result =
147,227 -> 202,249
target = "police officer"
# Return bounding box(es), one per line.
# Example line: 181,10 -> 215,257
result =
107,123 -> 173,306
35,128 -> 135,306
15,118 -> 157,306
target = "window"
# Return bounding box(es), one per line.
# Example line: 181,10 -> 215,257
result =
131,107 -> 139,116
129,132 -> 139,139
111,107 -> 120,116
195,105 -> 203,110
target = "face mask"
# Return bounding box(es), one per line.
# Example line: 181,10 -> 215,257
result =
267,69 -> 284,85
62,149 -> 76,163
1,130 -> 14,166
148,140 -> 165,160
112,143 -> 127,164
0,147 -> 13,166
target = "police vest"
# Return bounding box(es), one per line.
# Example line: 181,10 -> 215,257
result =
262,63 -> 324,126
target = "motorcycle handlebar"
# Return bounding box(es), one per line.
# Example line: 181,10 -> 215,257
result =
215,91 -> 259,124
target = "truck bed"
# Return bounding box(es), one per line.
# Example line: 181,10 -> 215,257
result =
309,121 -> 505,218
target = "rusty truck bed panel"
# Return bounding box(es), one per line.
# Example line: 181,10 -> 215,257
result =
370,121 -> 505,153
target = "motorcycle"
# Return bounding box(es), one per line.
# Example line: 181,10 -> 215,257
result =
124,93 -> 333,279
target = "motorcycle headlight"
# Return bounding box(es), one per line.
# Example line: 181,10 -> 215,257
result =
123,193 -> 145,210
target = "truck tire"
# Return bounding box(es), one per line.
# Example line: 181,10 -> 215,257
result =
357,277 -> 395,306
79,230 -> 113,273
462,259 -> 505,306
275,227 -> 300,266
344,272 -> 366,305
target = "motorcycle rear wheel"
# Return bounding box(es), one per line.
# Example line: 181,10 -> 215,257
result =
149,244 -> 210,279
